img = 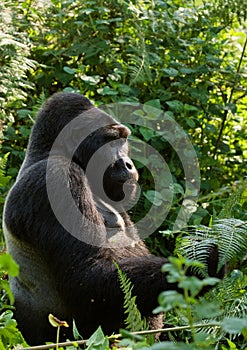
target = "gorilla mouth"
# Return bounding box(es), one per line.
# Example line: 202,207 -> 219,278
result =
120,179 -> 138,195
116,177 -> 135,184
103,177 -> 138,203
110,171 -> 138,184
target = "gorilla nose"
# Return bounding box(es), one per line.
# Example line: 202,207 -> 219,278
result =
115,158 -> 138,180
116,157 -> 133,171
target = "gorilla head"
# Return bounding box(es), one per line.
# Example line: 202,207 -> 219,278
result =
24,92 -> 139,207
72,122 -> 139,203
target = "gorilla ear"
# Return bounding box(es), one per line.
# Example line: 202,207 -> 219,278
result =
112,124 -> 130,138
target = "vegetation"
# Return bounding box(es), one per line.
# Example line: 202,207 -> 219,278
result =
0,0 -> 246,348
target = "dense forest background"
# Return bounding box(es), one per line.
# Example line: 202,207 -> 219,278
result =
0,0 -> 246,349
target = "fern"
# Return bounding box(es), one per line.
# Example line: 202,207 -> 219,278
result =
197,269 -> 247,341
0,154 -> 11,199
219,271 -> 247,319
219,179 -> 247,219
127,27 -> 152,86
225,294 -> 247,320
179,219 -> 247,275
215,219 -> 247,268
114,262 -> 147,332
128,52 -> 152,85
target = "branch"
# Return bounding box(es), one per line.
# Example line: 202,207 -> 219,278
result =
21,322 -> 221,350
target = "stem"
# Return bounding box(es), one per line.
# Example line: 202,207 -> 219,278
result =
23,323 -> 222,350
56,326 -> 60,350
213,34 -> 247,159
184,289 -> 196,340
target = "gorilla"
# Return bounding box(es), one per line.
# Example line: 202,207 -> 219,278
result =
3,92 -> 223,345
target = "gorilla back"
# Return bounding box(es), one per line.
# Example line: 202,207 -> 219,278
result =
3,92 -> 223,345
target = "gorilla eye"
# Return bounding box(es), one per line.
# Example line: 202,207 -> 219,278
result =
112,124 -> 130,138
103,125 -> 127,143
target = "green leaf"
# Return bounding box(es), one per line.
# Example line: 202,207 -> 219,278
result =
73,319 -> 82,340
202,277 -> 220,286
180,67 -> 196,74
19,126 -> 30,139
54,70 -> 74,84
82,75 -> 101,85
222,317 -> 247,334
144,190 -> 163,206
63,66 -> 76,75
178,276 -> 204,297
173,183 -> 184,195
188,88 -> 208,104
144,99 -> 161,109
226,339 -> 238,349
0,253 -> 19,277
155,290 -> 187,313
162,68 -> 179,77
86,326 -> 109,350
97,86 -> 118,95
193,301 -> 223,319
185,118 -> 196,128
143,100 -> 162,120
166,100 -> 184,113
0,339 -> 5,350
218,141 -> 230,153
0,280 -> 15,305
224,102 -> 237,113
139,127 -> 155,141
17,109 -> 32,119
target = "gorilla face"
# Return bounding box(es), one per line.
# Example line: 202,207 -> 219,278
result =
103,153 -> 139,202
72,122 -> 139,204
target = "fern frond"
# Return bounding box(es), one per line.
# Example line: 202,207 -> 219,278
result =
225,294 -> 247,319
128,52 -> 152,85
0,156 -> 8,175
179,219 -> 247,275
217,271 -> 244,302
114,262 -> 147,332
0,154 -> 11,189
179,226 -> 217,277
219,179 -> 247,219
127,28 -> 152,86
215,219 -> 247,269
204,272 -> 247,338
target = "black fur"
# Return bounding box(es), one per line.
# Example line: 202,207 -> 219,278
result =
3,92 -> 223,345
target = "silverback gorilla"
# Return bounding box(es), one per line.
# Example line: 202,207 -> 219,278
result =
3,92 -> 223,345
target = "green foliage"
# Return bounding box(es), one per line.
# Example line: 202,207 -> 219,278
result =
151,256 -> 247,349
212,0 -> 247,24
0,253 -> 19,305
0,0 -> 246,348
155,257 -> 220,316
0,253 -> 26,349
0,0 -> 36,124
114,262 -> 147,332
0,156 -> 11,243
0,311 -> 26,350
